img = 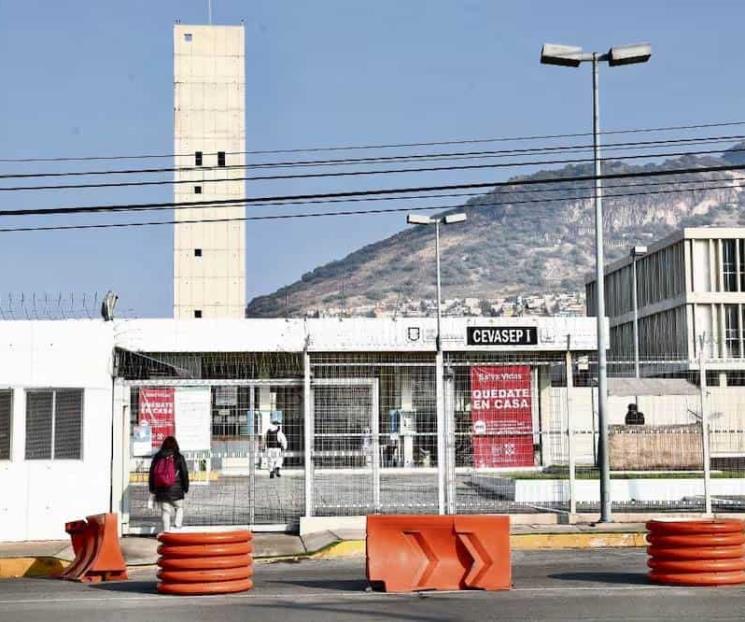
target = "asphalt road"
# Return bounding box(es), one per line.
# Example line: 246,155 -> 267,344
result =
1,549 -> 745,622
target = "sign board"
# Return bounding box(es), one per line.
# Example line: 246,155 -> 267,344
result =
174,386 -> 212,452
214,386 -> 238,407
469,365 -> 534,468
138,387 -> 175,453
466,326 -> 538,346
132,423 -> 152,457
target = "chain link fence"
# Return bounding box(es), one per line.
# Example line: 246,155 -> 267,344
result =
115,345 -> 745,532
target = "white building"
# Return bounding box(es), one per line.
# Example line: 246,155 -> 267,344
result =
173,24 -> 246,319
586,227 -> 745,380
0,316 -> 599,541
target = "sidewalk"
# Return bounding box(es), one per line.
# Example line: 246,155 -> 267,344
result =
0,522 -> 650,579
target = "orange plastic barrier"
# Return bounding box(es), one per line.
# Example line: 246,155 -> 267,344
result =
58,513 -> 127,583
157,530 -> 253,595
366,515 -> 511,592
646,519 -> 745,586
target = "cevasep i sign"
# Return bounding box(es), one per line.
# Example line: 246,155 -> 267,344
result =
466,326 -> 538,346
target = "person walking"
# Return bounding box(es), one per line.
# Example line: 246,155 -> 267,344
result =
264,420 -> 288,479
149,436 -> 190,532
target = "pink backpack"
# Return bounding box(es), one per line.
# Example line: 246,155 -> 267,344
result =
153,455 -> 177,488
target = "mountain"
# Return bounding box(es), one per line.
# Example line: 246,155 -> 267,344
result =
246,152 -> 744,318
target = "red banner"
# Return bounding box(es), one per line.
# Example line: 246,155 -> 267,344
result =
138,387 -> 175,452
470,365 -> 534,468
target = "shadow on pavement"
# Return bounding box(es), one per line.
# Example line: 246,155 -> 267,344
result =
548,572 -> 649,585
89,580 -> 159,594
267,578 -> 369,592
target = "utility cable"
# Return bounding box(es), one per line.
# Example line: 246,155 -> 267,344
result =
2,178 -> 743,233
3,159 -> 745,219
4,134 -> 745,183
3,119 -> 745,162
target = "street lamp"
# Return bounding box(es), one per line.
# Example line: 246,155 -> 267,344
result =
630,245 -> 648,379
407,211 -> 467,514
541,42 -> 651,523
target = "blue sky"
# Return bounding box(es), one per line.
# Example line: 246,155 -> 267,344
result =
1,0 -> 744,316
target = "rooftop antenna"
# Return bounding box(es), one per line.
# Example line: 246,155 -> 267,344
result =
208,0 -> 212,24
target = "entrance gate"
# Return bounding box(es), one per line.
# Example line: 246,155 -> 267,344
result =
121,379 -> 305,533
310,379 -> 380,515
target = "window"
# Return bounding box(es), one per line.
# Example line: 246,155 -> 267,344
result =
194,185 -> 202,194
194,310 -> 203,318
25,389 -> 83,460
195,151 -> 203,166
726,304 -> 742,358
184,33 -> 193,42
217,151 -> 226,167
194,248 -> 202,257
0,390 -> 11,460
723,240 -> 739,292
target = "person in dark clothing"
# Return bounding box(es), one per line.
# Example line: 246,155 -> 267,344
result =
148,436 -> 190,531
625,403 -> 645,425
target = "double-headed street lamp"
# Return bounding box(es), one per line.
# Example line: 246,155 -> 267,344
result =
407,212 -> 467,514
541,42 -> 651,522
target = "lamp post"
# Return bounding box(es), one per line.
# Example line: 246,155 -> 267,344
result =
541,42 -> 651,522
407,212 -> 467,514
630,245 -> 648,378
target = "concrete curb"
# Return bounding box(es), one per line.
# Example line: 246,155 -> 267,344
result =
0,531 -> 650,578
0,557 -> 69,579
310,531 -> 649,559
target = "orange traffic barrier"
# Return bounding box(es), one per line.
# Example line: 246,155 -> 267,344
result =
58,513 -> 127,583
157,530 -> 253,595
366,514 -> 511,592
646,519 -> 745,586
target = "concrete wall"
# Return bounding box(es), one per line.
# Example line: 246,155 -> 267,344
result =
173,24 -> 246,319
114,316 -> 598,354
0,321 -> 114,541
549,386 -> 745,467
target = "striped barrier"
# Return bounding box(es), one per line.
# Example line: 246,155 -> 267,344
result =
157,530 -> 254,595
647,519 -> 745,586
366,515 -> 511,592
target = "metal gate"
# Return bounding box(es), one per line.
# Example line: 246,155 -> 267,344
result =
121,380 -> 305,533
310,379 -> 380,515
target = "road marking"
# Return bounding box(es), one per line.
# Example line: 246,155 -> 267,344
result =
0,583 -> 723,607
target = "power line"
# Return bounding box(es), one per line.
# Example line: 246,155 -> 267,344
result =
3,119 -> 745,162
4,133 -> 745,183
4,143 -> 745,193
2,177 -> 743,234
0,174 -> 738,225
2,159 -> 745,220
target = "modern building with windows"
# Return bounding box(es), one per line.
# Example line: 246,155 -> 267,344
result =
586,227 -> 745,380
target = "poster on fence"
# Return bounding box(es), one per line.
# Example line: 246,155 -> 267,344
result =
469,365 -> 534,468
174,386 -> 212,452
138,387 -> 175,453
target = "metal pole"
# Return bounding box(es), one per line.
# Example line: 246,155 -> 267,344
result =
565,338 -> 576,516
371,379 -> 381,513
444,365 -> 456,515
435,220 -> 443,352
434,220 -> 446,514
698,335 -> 712,515
592,53 -> 612,522
248,385 -> 256,526
208,0 -> 213,24
632,256 -> 640,378
303,350 -> 313,518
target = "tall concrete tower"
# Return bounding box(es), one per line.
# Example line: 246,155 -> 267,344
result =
173,24 -> 246,319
